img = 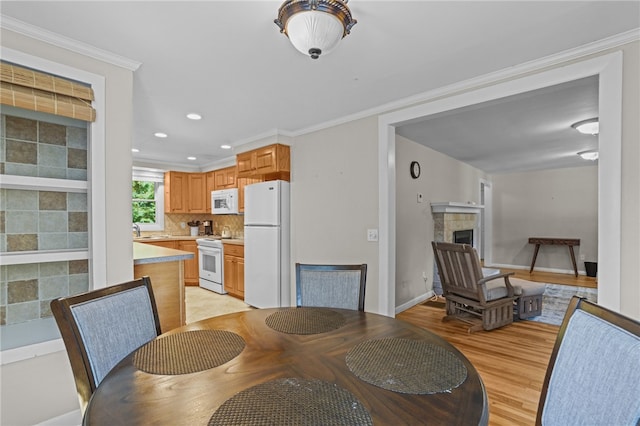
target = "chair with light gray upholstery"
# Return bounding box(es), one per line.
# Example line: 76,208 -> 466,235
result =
50,276 -> 161,413
432,241 -> 515,332
296,263 -> 367,311
536,296 -> 640,426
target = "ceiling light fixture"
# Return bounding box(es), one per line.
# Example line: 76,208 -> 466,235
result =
578,150 -> 599,161
187,156 -> 197,161
154,132 -> 168,138
571,118 -> 599,135
220,144 -> 232,150
275,0 -> 357,60
187,113 -> 202,120
131,148 -> 139,153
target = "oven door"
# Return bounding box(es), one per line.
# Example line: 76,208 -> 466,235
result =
198,245 -> 222,284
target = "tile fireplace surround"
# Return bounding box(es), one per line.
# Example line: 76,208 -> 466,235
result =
431,202 -> 485,295
431,202 -> 483,246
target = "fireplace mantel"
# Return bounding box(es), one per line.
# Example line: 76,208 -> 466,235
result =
431,202 -> 484,214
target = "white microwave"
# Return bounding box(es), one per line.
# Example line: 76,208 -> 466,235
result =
211,188 -> 239,214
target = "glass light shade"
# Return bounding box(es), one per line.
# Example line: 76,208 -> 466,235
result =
286,11 -> 345,58
572,118 -> 599,135
578,150 -> 599,161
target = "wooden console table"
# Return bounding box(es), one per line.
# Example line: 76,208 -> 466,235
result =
528,237 -> 580,277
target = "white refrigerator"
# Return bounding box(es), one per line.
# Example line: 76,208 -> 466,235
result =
244,180 -> 291,308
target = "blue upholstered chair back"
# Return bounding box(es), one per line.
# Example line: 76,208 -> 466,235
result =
70,286 -> 158,385
296,264 -> 367,311
51,276 -> 161,412
537,297 -> 640,425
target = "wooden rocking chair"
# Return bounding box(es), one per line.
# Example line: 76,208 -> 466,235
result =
432,241 -> 515,332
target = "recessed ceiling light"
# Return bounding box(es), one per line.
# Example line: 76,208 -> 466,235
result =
221,144 -> 231,149
187,113 -> 202,120
187,156 -> 197,161
131,148 -> 139,153
154,132 -> 168,138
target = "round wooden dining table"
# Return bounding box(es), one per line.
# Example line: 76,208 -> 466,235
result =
84,308 -> 488,425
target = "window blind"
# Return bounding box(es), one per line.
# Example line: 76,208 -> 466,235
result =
0,61 -> 96,122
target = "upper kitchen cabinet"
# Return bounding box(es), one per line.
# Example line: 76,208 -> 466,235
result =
214,166 -> 237,190
236,144 -> 290,181
164,171 -> 188,213
165,171 -> 207,213
187,172 -> 207,213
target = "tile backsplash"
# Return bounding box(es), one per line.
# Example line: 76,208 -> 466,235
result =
144,213 -> 245,238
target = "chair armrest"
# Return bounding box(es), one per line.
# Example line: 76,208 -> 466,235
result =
479,272 -> 515,297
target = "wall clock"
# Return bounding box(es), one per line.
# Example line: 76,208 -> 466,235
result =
410,161 -> 421,179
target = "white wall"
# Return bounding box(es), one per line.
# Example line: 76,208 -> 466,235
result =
617,41 -> 640,318
290,117 -> 379,311
395,136 -> 486,307
1,29 -> 134,425
491,166 -> 598,273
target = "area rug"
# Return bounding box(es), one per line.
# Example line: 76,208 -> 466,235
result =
527,283 -> 597,326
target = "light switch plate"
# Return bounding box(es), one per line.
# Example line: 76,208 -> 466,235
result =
367,229 -> 378,241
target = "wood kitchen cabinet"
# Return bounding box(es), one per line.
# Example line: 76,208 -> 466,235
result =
141,240 -> 178,249
214,166 -> 237,190
165,172 -> 207,213
140,239 -> 199,286
223,243 -> 244,299
187,172 -> 207,213
237,176 -> 262,213
178,240 -> 199,286
164,171 -> 188,213
236,143 -> 290,181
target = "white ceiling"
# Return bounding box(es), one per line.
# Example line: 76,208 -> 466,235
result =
1,1 -> 638,172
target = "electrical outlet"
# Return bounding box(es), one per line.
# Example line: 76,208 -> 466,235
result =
579,254 -> 585,261
367,229 -> 378,242
180,222 -> 186,229
422,271 -> 428,282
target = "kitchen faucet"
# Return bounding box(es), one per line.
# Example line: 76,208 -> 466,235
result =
132,223 -> 141,237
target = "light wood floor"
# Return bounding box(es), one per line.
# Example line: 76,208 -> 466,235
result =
398,304 -> 557,425
487,266 -> 597,289
396,269 -> 588,425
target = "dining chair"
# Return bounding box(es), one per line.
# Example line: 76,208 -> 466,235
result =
50,276 -> 161,412
295,263 -> 367,311
536,296 -> 640,426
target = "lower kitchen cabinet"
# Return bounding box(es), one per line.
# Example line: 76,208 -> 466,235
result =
140,239 -> 199,286
223,243 -> 244,299
178,240 -> 199,286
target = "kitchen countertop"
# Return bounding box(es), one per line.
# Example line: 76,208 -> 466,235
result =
133,242 -> 194,265
134,235 -> 244,245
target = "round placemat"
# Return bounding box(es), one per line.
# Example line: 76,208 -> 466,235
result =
208,378 -> 373,425
133,330 -> 245,375
265,308 -> 346,335
345,338 -> 467,394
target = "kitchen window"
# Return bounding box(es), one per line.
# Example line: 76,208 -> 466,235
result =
132,168 -> 165,232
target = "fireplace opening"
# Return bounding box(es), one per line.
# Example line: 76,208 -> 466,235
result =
454,229 -> 473,245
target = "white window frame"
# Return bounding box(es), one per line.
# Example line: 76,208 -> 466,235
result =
0,47 -> 106,364
132,168 -> 165,232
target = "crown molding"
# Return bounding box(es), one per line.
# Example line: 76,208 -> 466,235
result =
0,15 -> 141,71
289,28 -> 640,138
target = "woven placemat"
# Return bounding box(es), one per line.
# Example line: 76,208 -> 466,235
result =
346,338 -> 467,394
133,330 -> 245,375
208,378 -> 372,425
265,308 -> 346,335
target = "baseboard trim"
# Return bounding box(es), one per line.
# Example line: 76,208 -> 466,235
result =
35,409 -> 81,426
396,291 -> 435,315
